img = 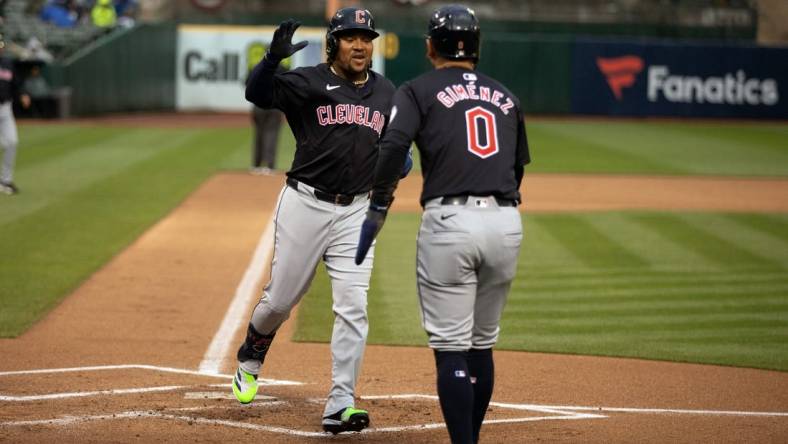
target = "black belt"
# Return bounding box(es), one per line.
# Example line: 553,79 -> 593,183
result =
440,195 -> 518,207
286,177 -> 358,206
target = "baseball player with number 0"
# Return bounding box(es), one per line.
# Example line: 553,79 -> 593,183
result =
231,8 -> 408,434
355,5 -> 529,443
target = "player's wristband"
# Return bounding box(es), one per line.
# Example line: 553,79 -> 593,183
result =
368,202 -> 388,214
263,52 -> 282,65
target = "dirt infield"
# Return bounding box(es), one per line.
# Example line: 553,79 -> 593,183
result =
2,172 -> 788,443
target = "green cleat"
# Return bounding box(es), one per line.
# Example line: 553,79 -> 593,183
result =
322,407 -> 370,434
231,367 -> 258,404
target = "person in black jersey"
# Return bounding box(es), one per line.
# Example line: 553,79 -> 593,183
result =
0,36 -> 30,195
231,8 -> 408,435
355,5 -> 530,443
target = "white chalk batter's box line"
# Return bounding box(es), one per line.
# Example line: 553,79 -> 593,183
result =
0,364 -> 301,402
1,365 -> 787,437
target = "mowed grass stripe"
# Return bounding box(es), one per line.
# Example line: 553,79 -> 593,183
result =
583,212 -> 716,270
510,297 -> 788,317
510,317 -> 788,333
532,214 -> 649,269
531,121 -> 788,176
519,291 -> 788,309
630,213 -> 783,269
723,213 -> 788,241
1,129 -> 197,225
367,214 -> 423,345
517,269 -> 788,291
670,124 -> 788,167
0,128 -> 248,336
685,214 -> 788,265
519,217 -> 587,270
16,124 -> 91,158
527,122 -> 672,174
719,213 -> 788,264
535,121 -> 692,173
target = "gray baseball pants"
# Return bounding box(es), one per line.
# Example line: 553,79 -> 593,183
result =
240,179 -> 374,417
417,196 -> 522,351
0,102 -> 18,184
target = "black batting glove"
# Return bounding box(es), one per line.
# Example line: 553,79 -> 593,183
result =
267,19 -> 308,62
355,203 -> 389,265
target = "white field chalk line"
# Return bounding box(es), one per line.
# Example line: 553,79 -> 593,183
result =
0,381 -> 299,402
0,364 -> 302,402
0,364 -> 302,384
198,214 -> 276,375
3,395 -> 788,435
0,408 -> 598,435
0,364 -> 230,378
0,363 -> 299,383
0,411 -> 330,438
517,404 -> 788,417
361,394 -> 788,418
0,385 -> 190,402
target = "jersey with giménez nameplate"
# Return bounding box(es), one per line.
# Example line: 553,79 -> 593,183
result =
385,66 -> 529,205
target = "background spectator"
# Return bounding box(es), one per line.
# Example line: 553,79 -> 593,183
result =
91,0 -> 117,28
39,0 -> 78,28
115,0 -> 138,28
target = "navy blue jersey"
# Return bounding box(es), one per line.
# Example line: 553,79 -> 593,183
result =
246,59 -> 395,195
372,67 -> 531,206
373,66 -> 529,206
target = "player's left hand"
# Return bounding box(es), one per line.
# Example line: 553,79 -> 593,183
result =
355,204 -> 388,265
268,19 -> 308,61
400,147 -> 414,178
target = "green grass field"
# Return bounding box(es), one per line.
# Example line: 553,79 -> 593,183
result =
3,118 -> 787,371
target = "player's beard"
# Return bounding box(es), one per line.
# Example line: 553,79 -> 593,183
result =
333,55 -> 371,82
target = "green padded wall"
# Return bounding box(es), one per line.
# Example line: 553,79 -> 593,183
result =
57,23 -> 177,116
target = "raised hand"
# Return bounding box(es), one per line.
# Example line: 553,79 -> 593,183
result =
268,19 -> 309,61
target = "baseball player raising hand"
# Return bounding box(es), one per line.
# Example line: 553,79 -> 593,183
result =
356,5 -> 530,443
231,8 -> 399,435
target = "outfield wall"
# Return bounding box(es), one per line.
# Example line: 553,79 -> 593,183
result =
50,24 -> 786,118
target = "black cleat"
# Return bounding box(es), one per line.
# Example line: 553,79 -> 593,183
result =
322,407 -> 370,434
0,182 -> 19,195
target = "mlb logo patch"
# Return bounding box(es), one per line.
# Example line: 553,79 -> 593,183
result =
454,370 -> 467,378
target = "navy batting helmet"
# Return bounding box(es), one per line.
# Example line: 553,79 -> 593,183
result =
427,4 -> 480,62
326,7 -> 379,60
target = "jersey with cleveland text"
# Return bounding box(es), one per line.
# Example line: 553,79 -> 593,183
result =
385,67 -> 529,205
253,62 -> 395,195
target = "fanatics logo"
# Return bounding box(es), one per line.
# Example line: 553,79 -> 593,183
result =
596,55 -> 644,100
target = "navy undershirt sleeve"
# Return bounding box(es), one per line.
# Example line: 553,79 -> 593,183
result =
371,84 -> 422,207
245,56 -> 280,108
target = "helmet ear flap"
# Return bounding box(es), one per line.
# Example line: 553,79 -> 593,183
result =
325,31 -> 338,61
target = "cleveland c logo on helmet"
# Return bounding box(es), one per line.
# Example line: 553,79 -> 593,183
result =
325,7 -> 379,61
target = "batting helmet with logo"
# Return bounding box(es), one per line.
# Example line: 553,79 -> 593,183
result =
326,7 -> 379,61
427,4 -> 480,63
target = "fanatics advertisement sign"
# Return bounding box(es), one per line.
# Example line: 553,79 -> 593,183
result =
175,24 -> 386,111
571,39 -> 788,118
